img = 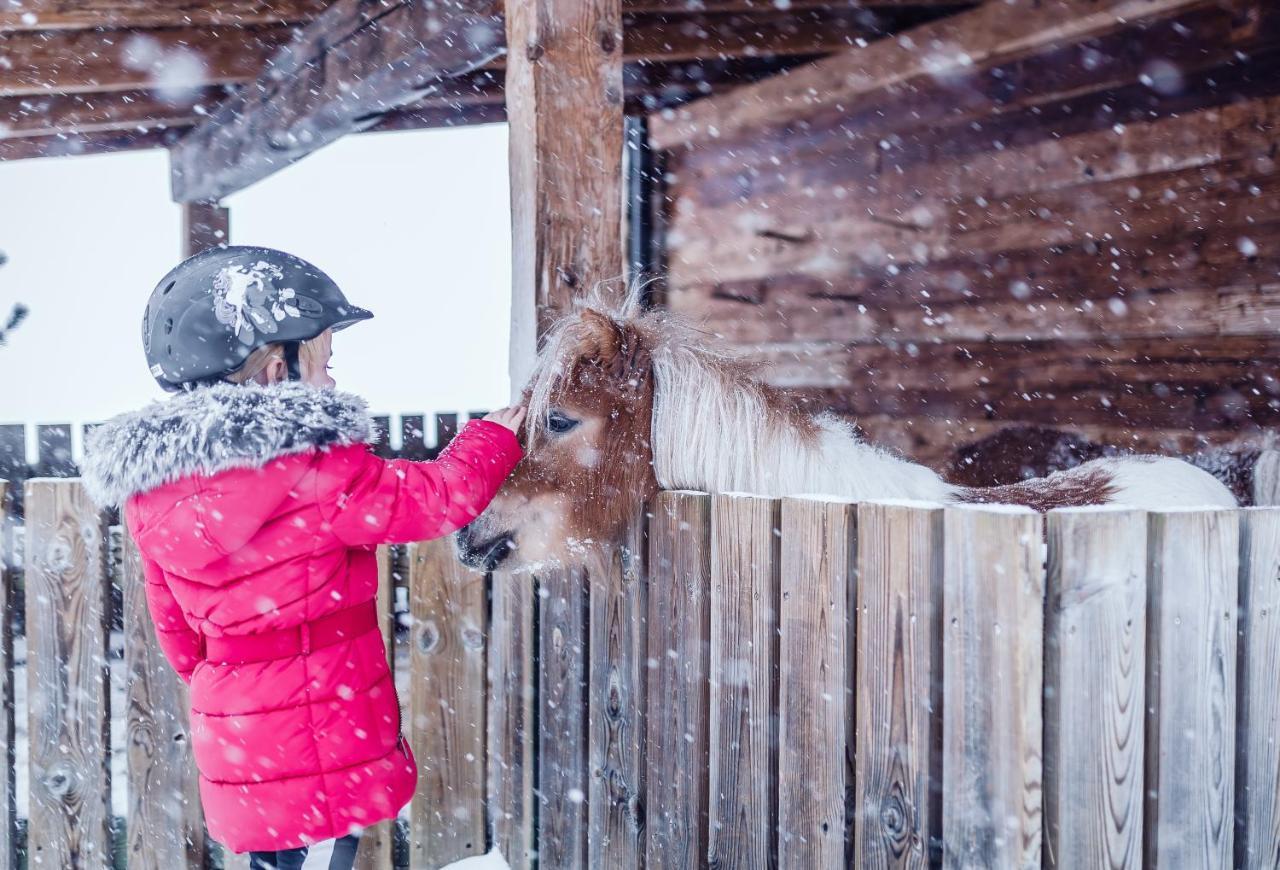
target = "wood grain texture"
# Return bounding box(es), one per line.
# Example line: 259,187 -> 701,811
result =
487,570 -> 536,870
1144,509 -> 1239,869
182,200 -> 228,257
0,0 -> 329,30
941,504 -> 1044,870
1235,507 -> 1280,868
1043,508 -> 1147,870
505,0 -> 625,390
23,479 -> 112,868
707,494 -> 780,870
646,490 -> 711,870
853,501 -> 943,869
777,496 -> 856,870
354,545 -> 397,870
122,530 -> 205,869
0,480 -> 14,870
587,518 -> 647,868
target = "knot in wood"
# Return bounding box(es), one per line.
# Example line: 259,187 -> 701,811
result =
417,620 -> 441,653
461,627 -> 484,650
43,535 -> 73,573
42,760 -> 77,798
880,790 -> 911,840
597,26 -> 619,55
526,41 -> 545,62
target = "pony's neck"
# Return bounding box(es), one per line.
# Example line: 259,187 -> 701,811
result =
650,348 -> 955,502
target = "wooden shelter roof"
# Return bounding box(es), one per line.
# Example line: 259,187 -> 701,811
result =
0,0 -> 972,163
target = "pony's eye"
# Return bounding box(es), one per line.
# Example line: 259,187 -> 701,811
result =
547,411 -> 580,434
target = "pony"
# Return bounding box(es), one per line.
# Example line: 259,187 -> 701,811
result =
457,291 -> 1250,573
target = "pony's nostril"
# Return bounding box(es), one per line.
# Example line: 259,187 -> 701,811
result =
455,528 -> 515,571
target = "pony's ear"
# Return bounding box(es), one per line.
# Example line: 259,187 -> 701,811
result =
576,308 -> 623,365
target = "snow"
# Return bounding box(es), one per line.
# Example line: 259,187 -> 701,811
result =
438,850 -> 512,870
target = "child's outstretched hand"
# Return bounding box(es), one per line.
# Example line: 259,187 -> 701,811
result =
483,406 -> 527,435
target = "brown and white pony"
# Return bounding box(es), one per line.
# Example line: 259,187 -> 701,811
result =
457,292 -> 1242,572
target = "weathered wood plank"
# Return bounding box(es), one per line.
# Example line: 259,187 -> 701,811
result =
587,518 -> 647,868
182,200 -> 228,257
707,494 -> 779,870
408,538 -> 487,868
1144,509 -> 1238,869
487,570 -> 535,869
646,490 -> 711,870
0,0 -> 329,30
853,501 -> 943,869
122,529 -> 205,869
0,480 -> 14,870
354,545 -> 397,870
1043,508 -> 1146,870
0,88 -> 221,139
941,504 -> 1043,870
1235,507 -> 1280,868
24,479 -> 112,868
505,0 -> 625,389
777,496 -> 856,870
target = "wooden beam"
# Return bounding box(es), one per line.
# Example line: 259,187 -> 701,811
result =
182,200 -> 228,257
168,0 -> 504,203
0,126 -> 184,160
0,0 -> 330,31
506,0 -> 626,389
0,88 -> 223,139
0,25 -> 293,96
650,0 -> 1221,150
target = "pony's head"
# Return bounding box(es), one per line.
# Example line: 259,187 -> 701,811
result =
456,291 -> 660,572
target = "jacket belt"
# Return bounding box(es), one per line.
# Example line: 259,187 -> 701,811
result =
201,601 -> 380,665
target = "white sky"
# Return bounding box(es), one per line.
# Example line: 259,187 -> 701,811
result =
0,124 -> 512,456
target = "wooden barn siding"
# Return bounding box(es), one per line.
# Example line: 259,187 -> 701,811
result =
659,18 -> 1280,468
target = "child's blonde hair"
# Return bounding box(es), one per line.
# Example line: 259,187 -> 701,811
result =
225,333 -> 329,385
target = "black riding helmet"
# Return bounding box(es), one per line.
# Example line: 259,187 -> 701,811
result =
143,246 -> 372,392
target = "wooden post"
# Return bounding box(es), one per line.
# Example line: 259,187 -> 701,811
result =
355,546 -> 398,870
1236,507 -> 1280,867
122,530 -> 206,869
1043,508 -> 1147,869
0,480 -> 14,870
504,0 -> 625,394
24,479 -> 112,868
488,571 -> 536,869
645,491 -> 711,870
707,494 -> 780,870
1144,509 -> 1238,868
777,496 -> 856,870
587,515 -> 647,867
941,504 -> 1044,870
409,538 -> 487,868
182,199 -> 229,257
853,501 -> 944,869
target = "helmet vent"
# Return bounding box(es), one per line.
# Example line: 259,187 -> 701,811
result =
162,281 -> 176,295
164,317 -> 174,334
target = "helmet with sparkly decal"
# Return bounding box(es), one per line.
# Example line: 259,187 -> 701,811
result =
142,246 -> 373,392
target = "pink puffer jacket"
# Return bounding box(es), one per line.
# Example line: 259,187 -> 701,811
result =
83,383 -> 521,853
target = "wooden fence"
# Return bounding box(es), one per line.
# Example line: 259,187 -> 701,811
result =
4,480 -> 1279,868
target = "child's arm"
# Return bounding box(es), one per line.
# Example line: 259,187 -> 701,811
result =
319,417 -> 523,546
139,554 -> 202,683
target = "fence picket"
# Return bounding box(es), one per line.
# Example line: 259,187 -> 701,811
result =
646,490 -> 711,870
123,530 -> 206,868
708,494 -> 780,870
487,571 -> 536,869
853,501 -> 943,869
0,480 -> 14,870
1044,508 -> 1146,869
941,504 -> 1044,869
409,538 -> 487,868
355,545 -> 398,870
1237,507 -> 1280,867
1144,509 -> 1238,868
24,479 -> 112,868
777,496 -> 856,870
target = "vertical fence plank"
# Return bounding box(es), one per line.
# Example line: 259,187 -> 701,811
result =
537,564 -> 589,868
355,546 -> 398,870
1145,509 -> 1238,869
942,504 -> 1044,870
646,490 -> 711,870
488,571 -> 536,870
35,425 -> 74,477
436,414 -> 459,450
409,538 -> 487,868
1237,507 -> 1280,867
778,496 -> 856,870
707,494 -> 779,870
854,501 -> 943,869
0,481 -> 14,870
123,530 -> 206,869
587,515 -> 647,868
1043,508 -> 1146,869
24,479 -> 112,867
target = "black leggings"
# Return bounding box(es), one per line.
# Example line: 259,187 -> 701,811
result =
248,834 -> 361,870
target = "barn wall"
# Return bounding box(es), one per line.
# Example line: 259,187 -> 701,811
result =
656,13 -> 1280,471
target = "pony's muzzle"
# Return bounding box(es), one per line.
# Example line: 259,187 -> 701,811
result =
455,525 -> 516,571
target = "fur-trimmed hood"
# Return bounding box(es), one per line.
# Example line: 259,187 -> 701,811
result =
82,382 -> 375,507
